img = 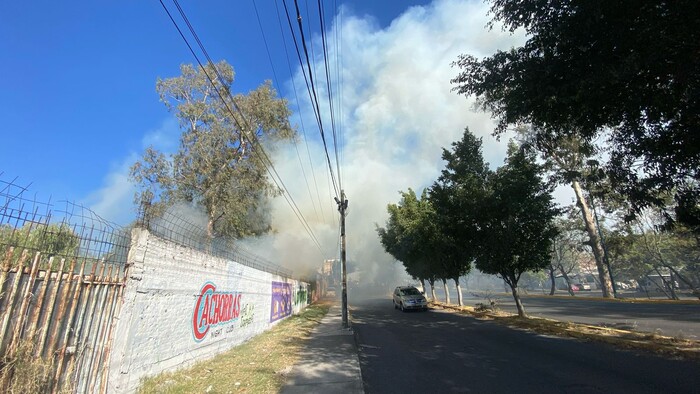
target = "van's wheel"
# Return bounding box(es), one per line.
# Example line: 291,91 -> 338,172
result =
400,302 -> 405,312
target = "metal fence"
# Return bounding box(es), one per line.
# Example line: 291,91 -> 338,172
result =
138,201 -> 292,277
0,175 -> 293,392
0,177 -> 128,393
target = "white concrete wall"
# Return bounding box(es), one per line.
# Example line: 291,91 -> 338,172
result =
107,229 -> 308,393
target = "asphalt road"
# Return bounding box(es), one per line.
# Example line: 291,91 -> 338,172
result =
350,297 -> 699,394
482,293 -> 700,339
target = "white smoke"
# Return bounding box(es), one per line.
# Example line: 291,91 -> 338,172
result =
254,0 -> 527,285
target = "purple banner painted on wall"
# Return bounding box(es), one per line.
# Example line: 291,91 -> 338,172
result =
270,281 -> 292,322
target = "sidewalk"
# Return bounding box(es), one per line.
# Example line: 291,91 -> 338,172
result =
281,299 -> 364,394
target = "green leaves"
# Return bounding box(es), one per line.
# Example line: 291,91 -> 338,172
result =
453,0 -> 700,229
130,60 -> 296,238
377,129 -> 557,292
476,144 -> 558,284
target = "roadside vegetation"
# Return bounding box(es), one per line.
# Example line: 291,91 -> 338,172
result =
138,301 -> 330,394
377,0 -> 700,316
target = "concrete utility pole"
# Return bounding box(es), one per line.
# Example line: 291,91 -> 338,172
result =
335,190 -> 349,328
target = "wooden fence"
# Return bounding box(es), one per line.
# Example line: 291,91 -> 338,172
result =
0,245 -> 125,393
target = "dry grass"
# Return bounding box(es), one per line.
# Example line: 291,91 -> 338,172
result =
430,301 -> 700,361
138,301 -> 331,394
0,339 -> 74,394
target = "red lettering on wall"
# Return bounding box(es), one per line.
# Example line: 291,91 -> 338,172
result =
192,282 -> 243,342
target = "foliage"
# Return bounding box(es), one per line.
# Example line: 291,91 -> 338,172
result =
452,0 -> 700,229
429,128 -> 488,281
130,60 -> 296,238
550,213 -> 591,295
376,189 -> 438,284
0,223 -> 80,269
630,210 -> 700,297
475,144 -> 559,316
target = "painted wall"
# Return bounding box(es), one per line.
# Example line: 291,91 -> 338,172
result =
107,229 -> 308,393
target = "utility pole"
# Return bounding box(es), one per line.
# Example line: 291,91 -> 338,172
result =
335,190 -> 349,328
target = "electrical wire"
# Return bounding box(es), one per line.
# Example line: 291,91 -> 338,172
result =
283,0 -> 340,198
158,0 -> 326,255
274,0 -> 330,226
252,0 -> 323,225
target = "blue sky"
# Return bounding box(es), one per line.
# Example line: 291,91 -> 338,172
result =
2,0 -> 542,276
1,0 -> 429,206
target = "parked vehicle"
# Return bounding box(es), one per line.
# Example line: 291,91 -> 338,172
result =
393,286 -> 428,311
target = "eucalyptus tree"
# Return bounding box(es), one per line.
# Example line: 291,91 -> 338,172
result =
476,144 -> 558,317
550,214 -> 589,296
512,129 -> 615,297
633,209 -> 700,299
451,0 -> 700,235
130,60 -> 296,238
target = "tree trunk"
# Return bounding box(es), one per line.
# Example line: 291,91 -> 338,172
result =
419,278 -> 427,296
429,278 -> 437,301
653,267 -> 679,300
454,278 -> 464,306
558,265 -> 576,296
571,180 -> 614,298
510,284 -> 527,317
665,265 -> 700,299
548,265 -> 556,295
645,274 -> 671,299
442,279 -> 450,304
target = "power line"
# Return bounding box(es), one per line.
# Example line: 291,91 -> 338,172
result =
274,0 -> 334,225
158,0 -> 326,255
252,0 -> 323,225
316,0 -> 342,194
283,0 -> 340,198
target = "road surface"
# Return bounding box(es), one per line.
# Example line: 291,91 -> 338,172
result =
350,297 -> 699,394
486,293 -> 700,339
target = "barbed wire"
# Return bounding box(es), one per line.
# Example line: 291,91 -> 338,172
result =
137,200 -> 292,277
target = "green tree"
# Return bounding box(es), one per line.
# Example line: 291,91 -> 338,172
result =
633,209 -> 700,299
476,144 -> 558,317
452,0 -> 700,232
377,189 -> 439,300
515,129 -> 615,297
130,61 -> 296,238
429,128 -> 488,305
0,223 -> 80,268
549,213 -> 590,296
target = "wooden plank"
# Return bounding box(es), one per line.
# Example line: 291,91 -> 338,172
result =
7,251 -> 42,358
67,261 -> 99,392
88,266 -> 115,393
52,258 -> 86,393
0,248 -> 30,387
44,259 -> 76,360
36,258 -> 66,358
75,261 -> 106,390
99,270 -> 126,394
26,261 -> 53,341
0,246 -> 15,296
0,249 -> 30,355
